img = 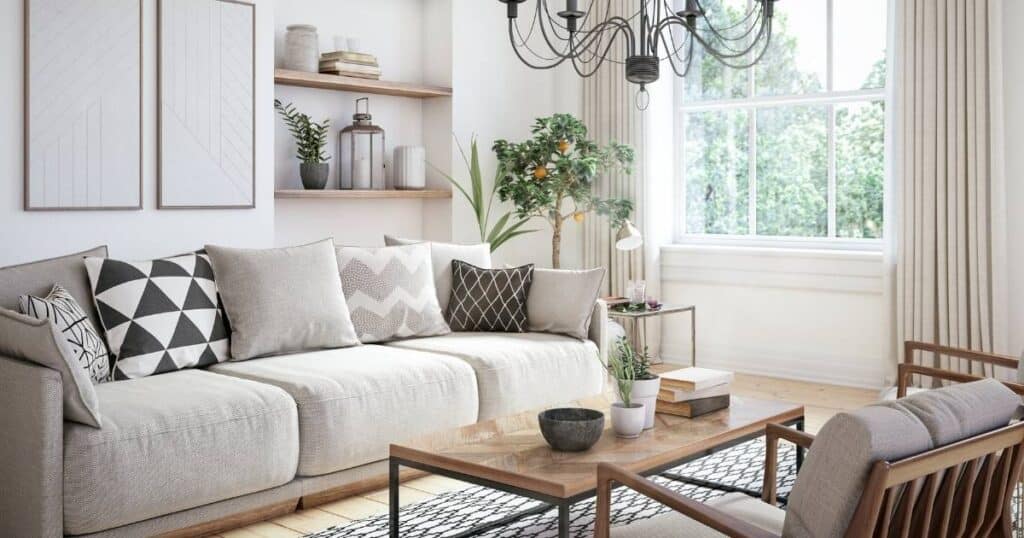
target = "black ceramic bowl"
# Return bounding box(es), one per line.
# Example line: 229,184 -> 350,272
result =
538,408 -> 605,452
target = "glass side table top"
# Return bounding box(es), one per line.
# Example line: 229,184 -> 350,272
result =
606,303 -> 695,319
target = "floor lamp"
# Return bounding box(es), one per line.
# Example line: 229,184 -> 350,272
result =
615,220 -> 643,301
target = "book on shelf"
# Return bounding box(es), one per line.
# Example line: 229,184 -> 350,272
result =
658,382 -> 730,403
320,50 -> 378,66
659,367 -> 734,392
319,61 -> 382,77
656,395 -> 730,418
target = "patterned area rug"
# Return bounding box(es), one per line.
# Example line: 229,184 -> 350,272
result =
305,438 -> 798,538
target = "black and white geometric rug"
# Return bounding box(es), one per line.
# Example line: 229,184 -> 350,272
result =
305,438 -> 797,538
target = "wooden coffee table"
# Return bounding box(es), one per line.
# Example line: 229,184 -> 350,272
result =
388,393 -> 804,537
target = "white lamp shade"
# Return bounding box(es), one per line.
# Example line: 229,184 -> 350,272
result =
615,221 -> 643,251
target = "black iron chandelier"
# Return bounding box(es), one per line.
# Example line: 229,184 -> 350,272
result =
497,0 -> 778,109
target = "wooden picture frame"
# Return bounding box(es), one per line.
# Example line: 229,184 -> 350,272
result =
157,0 -> 256,209
24,0 -> 144,211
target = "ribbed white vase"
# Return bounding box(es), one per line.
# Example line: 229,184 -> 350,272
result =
393,146 -> 426,190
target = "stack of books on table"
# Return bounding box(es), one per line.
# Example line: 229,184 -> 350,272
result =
319,51 -> 381,80
655,367 -> 733,418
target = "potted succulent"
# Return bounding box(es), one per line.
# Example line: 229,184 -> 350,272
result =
603,345 -> 646,438
614,337 -> 660,430
274,99 -> 331,190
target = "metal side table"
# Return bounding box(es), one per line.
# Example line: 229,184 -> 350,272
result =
607,303 -> 696,366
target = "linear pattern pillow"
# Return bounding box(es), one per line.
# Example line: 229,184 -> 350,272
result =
19,285 -> 111,383
448,260 -> 533,332
84,254 -> 229,379
336,244 -> 450,343
383,236 -> 491,314
527,267 -> 606,339
206,239 -> 360,360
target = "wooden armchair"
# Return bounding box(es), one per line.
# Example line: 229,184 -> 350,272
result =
899,340 -> 1024,398
595,381 -> 1024,538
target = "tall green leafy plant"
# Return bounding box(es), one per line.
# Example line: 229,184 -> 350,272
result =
493,114 -> 634,268
274,100 -> 330,164
603,346 -> 638,406
432,136 -> 536,253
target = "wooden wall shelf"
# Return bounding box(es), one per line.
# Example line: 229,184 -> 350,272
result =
275,189 -> 452,200
274,69 -> 452,98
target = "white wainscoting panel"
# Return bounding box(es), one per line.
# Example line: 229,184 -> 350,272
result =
26,0 -> 142,210
159,0 -> 254,208
660,245 -> 892,389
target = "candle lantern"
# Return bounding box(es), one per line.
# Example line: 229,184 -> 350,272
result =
338,97 -> 386,190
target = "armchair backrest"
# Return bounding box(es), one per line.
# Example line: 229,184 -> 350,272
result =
783,379 -> 1021,538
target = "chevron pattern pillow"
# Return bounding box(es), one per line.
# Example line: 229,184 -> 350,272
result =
335,244 -> 450,343
447,261 -> 534,332
84,253 -> 229,380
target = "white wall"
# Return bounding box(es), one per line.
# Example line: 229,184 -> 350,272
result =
0,0 -> 275,266
1002,0 -> 1024,356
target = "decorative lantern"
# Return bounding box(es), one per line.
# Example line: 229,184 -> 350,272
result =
338,97 -> 386,190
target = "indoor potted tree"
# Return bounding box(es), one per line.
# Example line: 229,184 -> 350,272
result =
274,99 -> 331,190
603,345 -> 646,438
614,337 -> 660,430
493,114 -> 634,268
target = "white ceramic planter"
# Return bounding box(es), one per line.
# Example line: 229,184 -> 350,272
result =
610,402 -> 646,438
631,376 -> 662,429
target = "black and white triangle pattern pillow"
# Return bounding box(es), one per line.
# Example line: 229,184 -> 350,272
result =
84,253 -> 229,380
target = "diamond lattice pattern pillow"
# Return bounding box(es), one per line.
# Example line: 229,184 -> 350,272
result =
84,253 -> 229,380
447,260 -> 534,332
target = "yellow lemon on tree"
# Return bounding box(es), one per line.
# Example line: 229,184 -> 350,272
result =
573,211 -> 585,223
533,166 -> 548,179
558,139 -> 571,154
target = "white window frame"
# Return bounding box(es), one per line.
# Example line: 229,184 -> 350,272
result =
673,0 -> 893,251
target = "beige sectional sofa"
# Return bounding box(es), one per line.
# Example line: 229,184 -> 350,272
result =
0,248 -> 608,537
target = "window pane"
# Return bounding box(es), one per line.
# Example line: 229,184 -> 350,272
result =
756,105 -> 827,237
836,101 -> 886,238
684,110 -> 749,234
755,0 -> 826,96
835,0 -> 887,90
682,0 -> 750,101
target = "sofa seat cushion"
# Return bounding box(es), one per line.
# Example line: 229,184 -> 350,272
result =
388,332 -> 604,420
612,492 -> 785,537
62,370 -> 299,535
209,345 -> 479,476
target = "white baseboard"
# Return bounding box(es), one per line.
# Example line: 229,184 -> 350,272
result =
661,343 -> 890,390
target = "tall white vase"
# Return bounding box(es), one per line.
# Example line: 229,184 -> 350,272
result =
394,146 -> 426,190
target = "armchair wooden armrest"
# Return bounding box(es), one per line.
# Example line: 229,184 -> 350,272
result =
595,463 -> 779,538
762,423 -> 815,505
899,341 -> 1024,398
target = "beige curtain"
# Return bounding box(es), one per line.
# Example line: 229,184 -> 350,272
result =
896,0 -> 1006,380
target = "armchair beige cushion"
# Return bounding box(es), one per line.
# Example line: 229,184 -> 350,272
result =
612,492 -> 784,538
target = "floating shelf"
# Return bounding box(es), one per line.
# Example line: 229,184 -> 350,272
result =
275,189 -> 452,200
274,69 -> 453,98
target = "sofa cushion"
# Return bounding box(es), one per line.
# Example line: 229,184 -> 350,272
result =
209,345 -> 479,476
388,332 -> 604,420
384,236 -> 492,313
62,370 -> 298,535
880,378 -> 1021,446
528,267 -> 605,339
447,261 -> 534,332
0,246 -> 107,334
19,285 -> 111,383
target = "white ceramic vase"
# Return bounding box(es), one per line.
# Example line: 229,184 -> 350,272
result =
631,376 -> 662,429
393,146 -> 426,190
284,25 -> 319,73
610,402 -> 646,438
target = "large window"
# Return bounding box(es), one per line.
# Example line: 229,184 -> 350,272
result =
677,0 -> 889,245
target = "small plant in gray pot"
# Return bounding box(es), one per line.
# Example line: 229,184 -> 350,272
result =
274,99 -> 331,189
614,337 -> 660,430
602,346 -> 646,438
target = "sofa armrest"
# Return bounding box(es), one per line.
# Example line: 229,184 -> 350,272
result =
589,300 -> 609,365
0,355 -> 64,537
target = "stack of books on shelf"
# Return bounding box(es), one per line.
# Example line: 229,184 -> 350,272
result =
319,51 -> 381,80
655,367 -> 733,418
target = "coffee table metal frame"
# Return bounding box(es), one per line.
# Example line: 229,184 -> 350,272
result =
389,416 -> 805,538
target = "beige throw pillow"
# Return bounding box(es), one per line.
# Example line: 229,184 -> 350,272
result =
205,239 -> 360,360
527,267 -> 606,339
383,236 -> 491,313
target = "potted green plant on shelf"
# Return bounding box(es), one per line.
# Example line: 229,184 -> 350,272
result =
493,114 -> 634,268
603,341 -> 647,438
614,337 -> 660,430
431,135 -> 536,253
274,99 -> 331,190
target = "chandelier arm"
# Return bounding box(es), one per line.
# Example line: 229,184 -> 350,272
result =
539,14 -> 636,63
507,19 -> 570,69
699,7 -> 765,46
696,17 -> 772,69
666,14 -> 769,61
660,27 -> 695,78
569,23 -> 635,78
695,0 -> 762,33
513,19 -> 567,62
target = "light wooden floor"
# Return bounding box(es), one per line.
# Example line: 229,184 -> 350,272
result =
215,373 -> 879,537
